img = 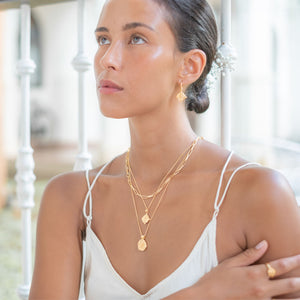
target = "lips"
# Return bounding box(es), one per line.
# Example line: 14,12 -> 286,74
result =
98,80 -> 124,94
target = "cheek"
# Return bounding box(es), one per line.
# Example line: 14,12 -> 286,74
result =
93,45 -> 178,118
128,47 -> 176,95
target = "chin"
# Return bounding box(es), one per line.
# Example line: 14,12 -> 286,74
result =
99,103 -> 130,119
98,96 -> 159,119
102,113 -> 128,119
100,109 -> 128,119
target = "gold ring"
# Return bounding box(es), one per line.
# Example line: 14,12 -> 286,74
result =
265,263 -> 276,279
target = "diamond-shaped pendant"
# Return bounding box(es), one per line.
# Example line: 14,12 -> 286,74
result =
138,238 -> 147,251
142,213 -> 151,224
177,91 -> 187,102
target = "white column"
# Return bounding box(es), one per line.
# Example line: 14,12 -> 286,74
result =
72,0 -> 92,171
216,0 -> 236,149
15,2 -> 36,299
72,1 -> 91,299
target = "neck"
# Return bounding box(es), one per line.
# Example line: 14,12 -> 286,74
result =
127,106 -> 198,187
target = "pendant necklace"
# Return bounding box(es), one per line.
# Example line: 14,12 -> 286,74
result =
125,137 -> 201,251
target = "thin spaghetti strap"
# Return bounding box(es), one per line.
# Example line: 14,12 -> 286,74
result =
213,154 -> 260,217
83,161 -> 110,226
83,170 -> 92,226
213,151 -> 234,212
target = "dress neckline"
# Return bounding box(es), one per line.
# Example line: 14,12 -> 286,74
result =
86,216 -> 217,297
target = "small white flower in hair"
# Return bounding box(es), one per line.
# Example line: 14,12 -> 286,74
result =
206,43 -> 237,95
206,61 -> 220,95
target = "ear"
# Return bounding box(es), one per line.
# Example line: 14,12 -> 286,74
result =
178,49 -> 207,86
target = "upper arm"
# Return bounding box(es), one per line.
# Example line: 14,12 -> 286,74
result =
242,168 -> 300,296
29,172 -> 86,300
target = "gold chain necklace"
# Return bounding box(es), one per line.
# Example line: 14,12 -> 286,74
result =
126,137 -> 200,225
126,137 -> 200,199
125,137 -> 201,251
130,179 -> 171,251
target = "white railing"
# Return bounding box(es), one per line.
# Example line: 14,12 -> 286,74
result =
217,0 -> 237,150
72,0 -> 92,172
15,2 -> 36,299
72,1 -> 91,298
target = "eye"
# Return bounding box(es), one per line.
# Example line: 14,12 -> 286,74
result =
130,35 -> 146,45
97,36 -> 110,46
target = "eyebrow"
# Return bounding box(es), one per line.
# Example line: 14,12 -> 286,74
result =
94,22 -> 155,33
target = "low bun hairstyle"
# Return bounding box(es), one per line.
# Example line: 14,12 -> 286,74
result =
152,0 -> 218,113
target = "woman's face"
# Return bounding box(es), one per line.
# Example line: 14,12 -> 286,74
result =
94,0 -> 183,119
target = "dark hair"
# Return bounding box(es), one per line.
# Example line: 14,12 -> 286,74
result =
152,0 -> 218,113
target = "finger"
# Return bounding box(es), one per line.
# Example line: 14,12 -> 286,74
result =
226,240 -> 268,267
268,254 -> 300,277
269,278 -> 300,298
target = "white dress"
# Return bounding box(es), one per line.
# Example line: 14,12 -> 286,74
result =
82,152 -> 256,299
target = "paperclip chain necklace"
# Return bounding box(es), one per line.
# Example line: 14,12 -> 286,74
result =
125,137 -> 200,251
126,137 -> 200,224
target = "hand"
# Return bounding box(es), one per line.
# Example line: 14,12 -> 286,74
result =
162,241 -> 300,300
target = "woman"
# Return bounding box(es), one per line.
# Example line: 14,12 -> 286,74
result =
29,0 -> 300,299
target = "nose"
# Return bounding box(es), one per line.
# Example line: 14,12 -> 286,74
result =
99,41 -> 123,71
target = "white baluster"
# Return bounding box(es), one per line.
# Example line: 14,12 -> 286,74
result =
15,2 -> 36,299
72,0 -> 92,171
216,0 -> 237,149
72,1 -> 91,299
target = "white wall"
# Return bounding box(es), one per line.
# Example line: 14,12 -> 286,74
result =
232,0 -> 300,144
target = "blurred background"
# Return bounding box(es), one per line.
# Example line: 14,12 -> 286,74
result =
0,0 -> 299,299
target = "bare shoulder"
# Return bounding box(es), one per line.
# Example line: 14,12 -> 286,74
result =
199,140 -> 295,205
223,150 -> 297,222
226,155 -> 300,265
40,163 -> 111,228
229,160 -> 297,213
40,171 -> 87,229
43,171 -> 85,201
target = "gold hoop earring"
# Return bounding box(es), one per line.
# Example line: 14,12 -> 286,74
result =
177,82 -> 187,102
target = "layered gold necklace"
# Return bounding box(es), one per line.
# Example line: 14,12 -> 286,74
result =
125,137 -> 201,252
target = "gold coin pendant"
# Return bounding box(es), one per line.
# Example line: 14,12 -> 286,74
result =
137,238 -> 147,251
142,213 -> 151,225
